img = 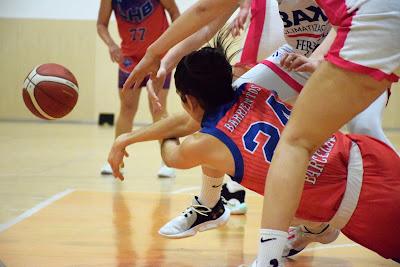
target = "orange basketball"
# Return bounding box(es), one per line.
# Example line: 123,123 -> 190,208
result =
22,63 -> 79,120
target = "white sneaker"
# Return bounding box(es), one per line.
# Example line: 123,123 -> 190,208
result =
283,224 -> 340,257
158,196 -> 230,239
100,162 -> 124,175
157,164 -> 176,178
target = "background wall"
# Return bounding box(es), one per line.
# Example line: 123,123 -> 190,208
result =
0,1 -> 398,128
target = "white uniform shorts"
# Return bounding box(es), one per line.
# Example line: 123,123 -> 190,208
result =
316,0 -> 400,82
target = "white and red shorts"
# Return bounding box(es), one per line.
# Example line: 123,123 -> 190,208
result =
233,44 -> 309,101
237,0 -> 284,68
316,0 -> 400,82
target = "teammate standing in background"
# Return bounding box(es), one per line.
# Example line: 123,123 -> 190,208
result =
97,0 -> 179,177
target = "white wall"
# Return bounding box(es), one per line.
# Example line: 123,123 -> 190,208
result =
0,0 -> 196,20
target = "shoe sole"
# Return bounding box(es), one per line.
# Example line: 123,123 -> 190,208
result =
284,228 -> 340,258
101,169 -> 124,176
228,203 -> 248,215
158,208 -> 231,239
157,174 -> 176,178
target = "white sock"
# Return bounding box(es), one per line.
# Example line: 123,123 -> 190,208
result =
256,229 -> 288,267
198,173 -> 224,208
226,179 -> 245,193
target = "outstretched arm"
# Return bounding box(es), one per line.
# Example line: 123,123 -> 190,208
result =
108,113 -> 200,180
147,5 -> 237,109
161,6 -> 237,74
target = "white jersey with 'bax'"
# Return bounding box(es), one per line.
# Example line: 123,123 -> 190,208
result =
235,0 -> 330,100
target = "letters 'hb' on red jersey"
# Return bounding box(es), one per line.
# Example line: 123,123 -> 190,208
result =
200,83 -> 351,221
112,0 -> 169,56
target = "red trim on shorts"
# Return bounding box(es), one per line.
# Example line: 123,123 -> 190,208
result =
234,62 -> 257,68
286,33 -> 323,38
261,60 -> 303,93
239,0 -> 266,65
325,54 -> 399,83
318,0 -> 399,83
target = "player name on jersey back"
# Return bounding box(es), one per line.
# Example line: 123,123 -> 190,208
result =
306,136 -> 337,185
224,84 -> 261,133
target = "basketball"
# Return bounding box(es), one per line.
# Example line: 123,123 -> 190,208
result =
22,63 -> 79,120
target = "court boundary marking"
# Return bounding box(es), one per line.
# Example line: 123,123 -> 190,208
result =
0,188 -> 366,255
0,188 -> 75,233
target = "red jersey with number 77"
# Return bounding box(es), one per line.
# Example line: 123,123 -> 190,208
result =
112,0 -> 169,56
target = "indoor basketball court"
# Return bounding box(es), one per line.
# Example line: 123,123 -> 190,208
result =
1,1 -> 400,267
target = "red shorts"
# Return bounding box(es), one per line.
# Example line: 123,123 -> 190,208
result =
118,55 -> 171,89
341,135 -> 400,259
316,0 -> 400,82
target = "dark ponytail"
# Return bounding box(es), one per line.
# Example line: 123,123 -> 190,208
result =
175,28 -> 240,111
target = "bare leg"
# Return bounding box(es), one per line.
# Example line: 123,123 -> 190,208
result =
101,88 -> 141,175
148,88 -> 176,178
148,88 -> 169,123
115,88 -> 142,138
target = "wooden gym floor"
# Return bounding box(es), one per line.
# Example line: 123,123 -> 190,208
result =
0,121 -> 399,267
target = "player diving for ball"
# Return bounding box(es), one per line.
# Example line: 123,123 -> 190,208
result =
108,34 -> 400,265
136,0 -> 397,218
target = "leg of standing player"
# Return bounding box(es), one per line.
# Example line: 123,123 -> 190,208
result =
256,0 -> 400,264
147,74 -> 176,178
101,68 -> 142,175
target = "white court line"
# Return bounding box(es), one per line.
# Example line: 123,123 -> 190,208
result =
0,188 -> 75,233
170,186 -> 200,194
303,243 -> 359,252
